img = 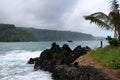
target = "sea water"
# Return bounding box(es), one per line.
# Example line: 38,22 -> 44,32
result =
0,41 -> 108,80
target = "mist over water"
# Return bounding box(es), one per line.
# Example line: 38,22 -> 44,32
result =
0,41 -> 108,80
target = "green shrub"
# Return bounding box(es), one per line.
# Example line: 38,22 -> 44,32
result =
109,63 -> 120,69
106,36 -> 120,46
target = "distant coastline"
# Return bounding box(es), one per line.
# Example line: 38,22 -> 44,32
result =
0,23 -> 105,42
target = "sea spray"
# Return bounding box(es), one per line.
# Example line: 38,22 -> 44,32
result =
0,41 -> 108,80
0,50 -> 53,80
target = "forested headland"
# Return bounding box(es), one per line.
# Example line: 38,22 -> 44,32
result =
0,23 -> 104,42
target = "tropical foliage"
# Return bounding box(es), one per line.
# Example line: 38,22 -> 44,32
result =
84,0 -> 120,40
106,36 -> 120,46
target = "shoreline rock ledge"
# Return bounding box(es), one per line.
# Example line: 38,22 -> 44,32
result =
28,42 -> 112,80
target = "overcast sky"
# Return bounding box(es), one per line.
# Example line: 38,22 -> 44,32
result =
0,0 -> 118,37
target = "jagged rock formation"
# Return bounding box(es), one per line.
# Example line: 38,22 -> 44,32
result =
33,43 -> 89,71
28,43 -> 112,80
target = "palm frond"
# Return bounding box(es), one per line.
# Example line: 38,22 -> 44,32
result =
110,0 -> 119,13
90,12 -> 109,23
83,0 -> 120,39
84,16 -> 111,30
109,11 -> 120,27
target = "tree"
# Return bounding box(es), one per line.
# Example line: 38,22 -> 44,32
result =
84,0 -> 120,40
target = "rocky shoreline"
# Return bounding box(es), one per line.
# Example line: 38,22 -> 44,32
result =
28,43 -> 113,80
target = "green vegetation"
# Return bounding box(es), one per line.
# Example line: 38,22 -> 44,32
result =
83,0 -> 120,69
0,23 -> 103,42
0,24 -> 36,42
106,36 -> 120,46
20,27 -> 95,41
84,0 -> 120,40
89,46 -> 120,69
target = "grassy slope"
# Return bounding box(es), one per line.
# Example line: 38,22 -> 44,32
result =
89,46 -> 120,69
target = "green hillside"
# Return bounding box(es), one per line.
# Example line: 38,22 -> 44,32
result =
0,24 -> 36,42
0,23 -> 97,42
21,27 -> 94,41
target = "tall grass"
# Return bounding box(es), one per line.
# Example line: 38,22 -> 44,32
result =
89,46 -> 120,69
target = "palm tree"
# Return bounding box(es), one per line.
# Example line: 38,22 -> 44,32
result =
84,0 -> 120,40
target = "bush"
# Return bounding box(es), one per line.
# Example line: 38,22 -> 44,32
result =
109,63 -> 120,69
106,36 -> 120,46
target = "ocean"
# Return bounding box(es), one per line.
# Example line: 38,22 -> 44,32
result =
0,41 -> 108,80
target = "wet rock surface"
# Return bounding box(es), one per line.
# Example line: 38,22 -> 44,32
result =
28,42 -> 113,80
33,42 -> 89,71
27,57 -> 39,64
52,64 -> 112,80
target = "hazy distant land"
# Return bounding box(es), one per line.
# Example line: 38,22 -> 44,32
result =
0,23 -> 105,42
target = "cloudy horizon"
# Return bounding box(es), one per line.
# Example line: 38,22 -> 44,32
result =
0,0 -> 117,37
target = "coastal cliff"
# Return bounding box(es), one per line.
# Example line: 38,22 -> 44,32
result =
0,24 -> 36,42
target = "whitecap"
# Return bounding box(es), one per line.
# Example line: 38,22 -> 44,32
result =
0,50 -> 53,80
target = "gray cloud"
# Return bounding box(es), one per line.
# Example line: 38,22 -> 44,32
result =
0,0 -> 115,36
0,0 -> 78,28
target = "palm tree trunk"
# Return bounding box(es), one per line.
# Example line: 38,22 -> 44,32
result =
114,27 -> 118,38
118,27 -> 120,40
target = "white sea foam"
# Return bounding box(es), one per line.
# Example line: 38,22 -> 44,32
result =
0,50 -> 53,80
